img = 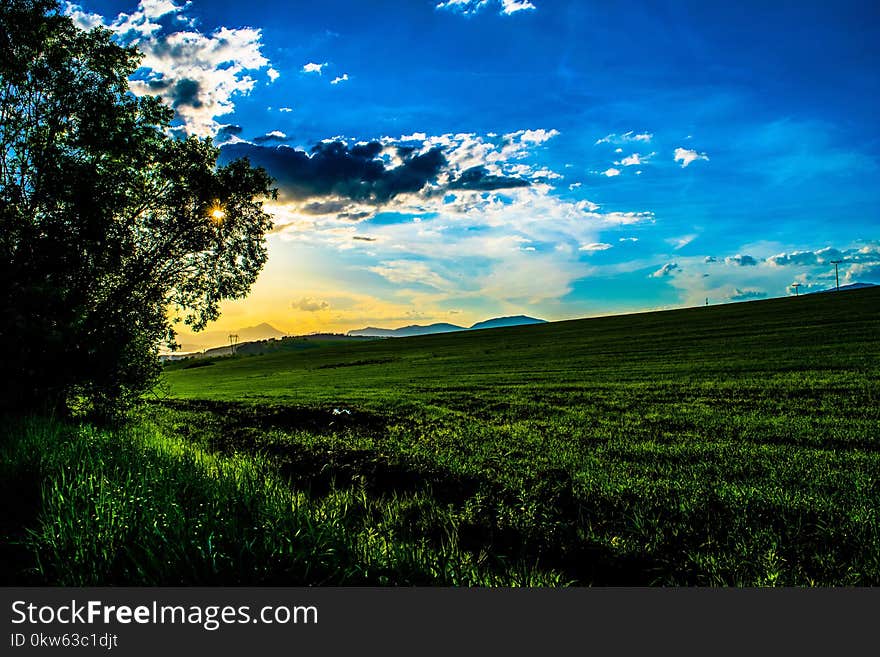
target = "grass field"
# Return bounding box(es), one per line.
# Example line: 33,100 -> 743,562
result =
4,288 -> 879,585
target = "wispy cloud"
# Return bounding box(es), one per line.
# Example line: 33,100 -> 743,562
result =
331,73 -> 349,84
595,131 -> 653,145
369,260 -> 453,290
615,152 -> 655,167
667,234 -> 697,250
436,0 -> 536,16
579,242 -> 613,252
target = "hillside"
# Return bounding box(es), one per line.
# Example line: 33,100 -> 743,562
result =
150,286 -> 880,585
346,315 -> 545,337
469,315 -> 547,330
347,322 -> 465,337
174,322 -> 287,352
163,288 -> 880,404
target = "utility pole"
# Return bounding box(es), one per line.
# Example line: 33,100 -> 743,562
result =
830,260 -> 843,291
791,282 -> 801,296
228,333 -> 239,356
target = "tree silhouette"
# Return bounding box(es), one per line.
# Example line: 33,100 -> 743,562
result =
0,0 -> 276,418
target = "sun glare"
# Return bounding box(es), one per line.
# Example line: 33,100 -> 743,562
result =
209,202 -> 226,224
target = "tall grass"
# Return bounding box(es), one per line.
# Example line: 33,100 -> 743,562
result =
0,417 -> 564,586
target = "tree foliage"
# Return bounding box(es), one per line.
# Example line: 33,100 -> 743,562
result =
0,0 -> 275,418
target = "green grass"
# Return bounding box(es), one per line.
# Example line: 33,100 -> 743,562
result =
156,288 -> 880,585
4,288 -> 879,585
0,417 -> 563,585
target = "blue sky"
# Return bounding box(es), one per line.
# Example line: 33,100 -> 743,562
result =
66,0 -> 880,338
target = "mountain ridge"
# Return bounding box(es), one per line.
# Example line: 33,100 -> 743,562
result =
347,315 -> 547,337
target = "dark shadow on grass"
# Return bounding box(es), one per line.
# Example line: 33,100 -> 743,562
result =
148,400 -> 664,584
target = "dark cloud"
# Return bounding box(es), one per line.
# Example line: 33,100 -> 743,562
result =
169,78 -> 203,109
215,124 -> 244,142
725,254 -> 758,267
352,236 -> 376,242
299,200 -> 354,215
220,139 -> 529,207
222,140 -> 446,203
447,166 -> 531,191
141,76 -> 203,110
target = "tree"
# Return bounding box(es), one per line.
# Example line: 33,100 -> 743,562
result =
0,0 -> 275,418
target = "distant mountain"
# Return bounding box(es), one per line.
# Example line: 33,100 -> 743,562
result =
347,316 -> 546,338
469,315 -> 547,330
348,323 -> 465,337
175,322 -> 286,352
809,282 -> 876,294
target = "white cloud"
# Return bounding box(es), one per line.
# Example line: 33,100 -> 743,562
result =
63,1 -> 105,29
568,182 -> 582,190
331,73 -> 349,85
768,245 -> 880,282
846,262 -> 880,283
65,1 -> 275,137
619,237 -> 639,243
580,242 -> 613,252
674,147 -> 709,168
254,130 -> 287,143
279,107 -> 293,112
651,262 -> 679,278
651,242 -> 878,307
602,168 -> 621,177
500,0 -> 537,13
302,62 -> 328,74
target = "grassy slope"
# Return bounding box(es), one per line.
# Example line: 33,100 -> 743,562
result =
157,288 -> 880,585
164,289 -> 879,407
